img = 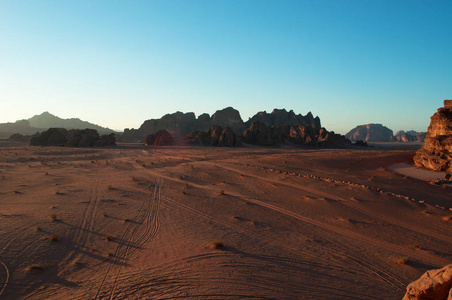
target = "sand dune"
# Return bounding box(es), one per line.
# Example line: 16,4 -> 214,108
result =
0,142 -> 450,299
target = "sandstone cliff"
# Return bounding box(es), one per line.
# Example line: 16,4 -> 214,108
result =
414,100 -> 452,172
186,126 -> 240,147
241,121 -> 350,147
345,124 -> 394,142
403,263 -> 452,300
122,107 -> 245,141
245,109 -> 321,131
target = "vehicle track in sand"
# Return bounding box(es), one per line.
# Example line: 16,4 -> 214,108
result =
94,176 -> 161,300
0,259 -> 9,297
105,250 -> 377,300
205,161 -> 450,265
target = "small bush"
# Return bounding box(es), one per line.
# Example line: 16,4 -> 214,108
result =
50,214 -> 57,222
104,234 -> 112,241
397,257 -> 409,265
102,212 -> 108,217
36,226 -> 42,232
182,190 -> 187,195
48,234 -> 59,242
220,190 -> 225,195
211,241 -> 224,250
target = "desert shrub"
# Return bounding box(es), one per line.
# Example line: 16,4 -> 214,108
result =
397,257 -> 409,265
220,190 -> 225,195
48,234 -> 59,242
104,234 -> 112,241
36,226 -> 42,232
182,190 -> 187,195
50,214 -> 57,222
211,241 -> 224,250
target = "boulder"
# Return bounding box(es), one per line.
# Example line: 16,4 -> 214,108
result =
403,264 -> 452,300
414,100 -> 452,172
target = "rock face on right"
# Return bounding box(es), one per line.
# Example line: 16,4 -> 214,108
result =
403,264 -> 452,300
413,100 -> 452,172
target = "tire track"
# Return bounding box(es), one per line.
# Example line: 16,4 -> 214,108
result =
0,259 -> 9,297
94,178 -> 161,300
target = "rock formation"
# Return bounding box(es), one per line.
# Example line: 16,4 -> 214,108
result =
30,128 -> 116,147
414,100 -> 452,172
392,130 -> 426,142
122,107 -> 245,141
345,124 -> 394,142
403,264 -> 452,300
241,121 -> 350,147
186,126 -> 240,147
245,109 -> 321,131
144,130 -> 174,146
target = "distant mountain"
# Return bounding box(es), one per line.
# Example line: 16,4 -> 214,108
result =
345,124 -> 393,142
392,130 -> 426,142
0,112 -> 115,138
346,124 -> 426,143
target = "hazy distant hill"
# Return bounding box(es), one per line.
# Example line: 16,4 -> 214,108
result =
0,112 -> 115,138
345,124 -> 393,142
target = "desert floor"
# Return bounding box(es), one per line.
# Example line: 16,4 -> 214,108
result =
0,142 -> 451,300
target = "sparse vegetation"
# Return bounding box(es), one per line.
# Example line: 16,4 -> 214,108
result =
122,218 -> 130,223
102,212 -> 108,217
104,234 -> 112,241
36,226 -> 42,232
50,214 -> 57,222
182,190 -> 187,195
48,234 -> 59,242
211,241 -> 224,250
397,256 -> 409,265
220,190 -> 225,195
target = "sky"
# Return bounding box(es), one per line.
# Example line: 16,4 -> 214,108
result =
0,0 -> 451,134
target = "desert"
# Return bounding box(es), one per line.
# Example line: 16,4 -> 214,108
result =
0,141 -> 451,299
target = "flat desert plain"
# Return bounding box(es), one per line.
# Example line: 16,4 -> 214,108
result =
0,143 -> 451,300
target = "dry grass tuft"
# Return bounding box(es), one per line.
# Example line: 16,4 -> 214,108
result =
50,214 -> 57,222
36,226 -> 42,232
397,257 -> 409,265
48,234 -> 59,242
211,241 -> 224,250
182,190 -> 187,195
104,234 -> 112,241
102,212 -> 108,217
220,190 -> 225,195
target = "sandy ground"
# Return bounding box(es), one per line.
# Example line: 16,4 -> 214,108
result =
0,142 -> 451,299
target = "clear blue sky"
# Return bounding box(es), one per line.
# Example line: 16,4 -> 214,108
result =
1,0 -> 451,133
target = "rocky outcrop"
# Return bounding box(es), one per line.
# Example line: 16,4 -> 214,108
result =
186,126 -> 240,147
30,128 -> 69,146
241,121 -> 350,147
403,264 -> 452,300
414,100 -> 452,172
392,130 -> 426,142
245,109 -> 321,131
30,128 -> 116,147
122,107 -> 323,141
345,124 -> 394,142
123,107 -> 245,141
144,130 -> 174,146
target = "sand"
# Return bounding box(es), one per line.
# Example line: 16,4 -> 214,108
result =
0,142 -> 451,299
